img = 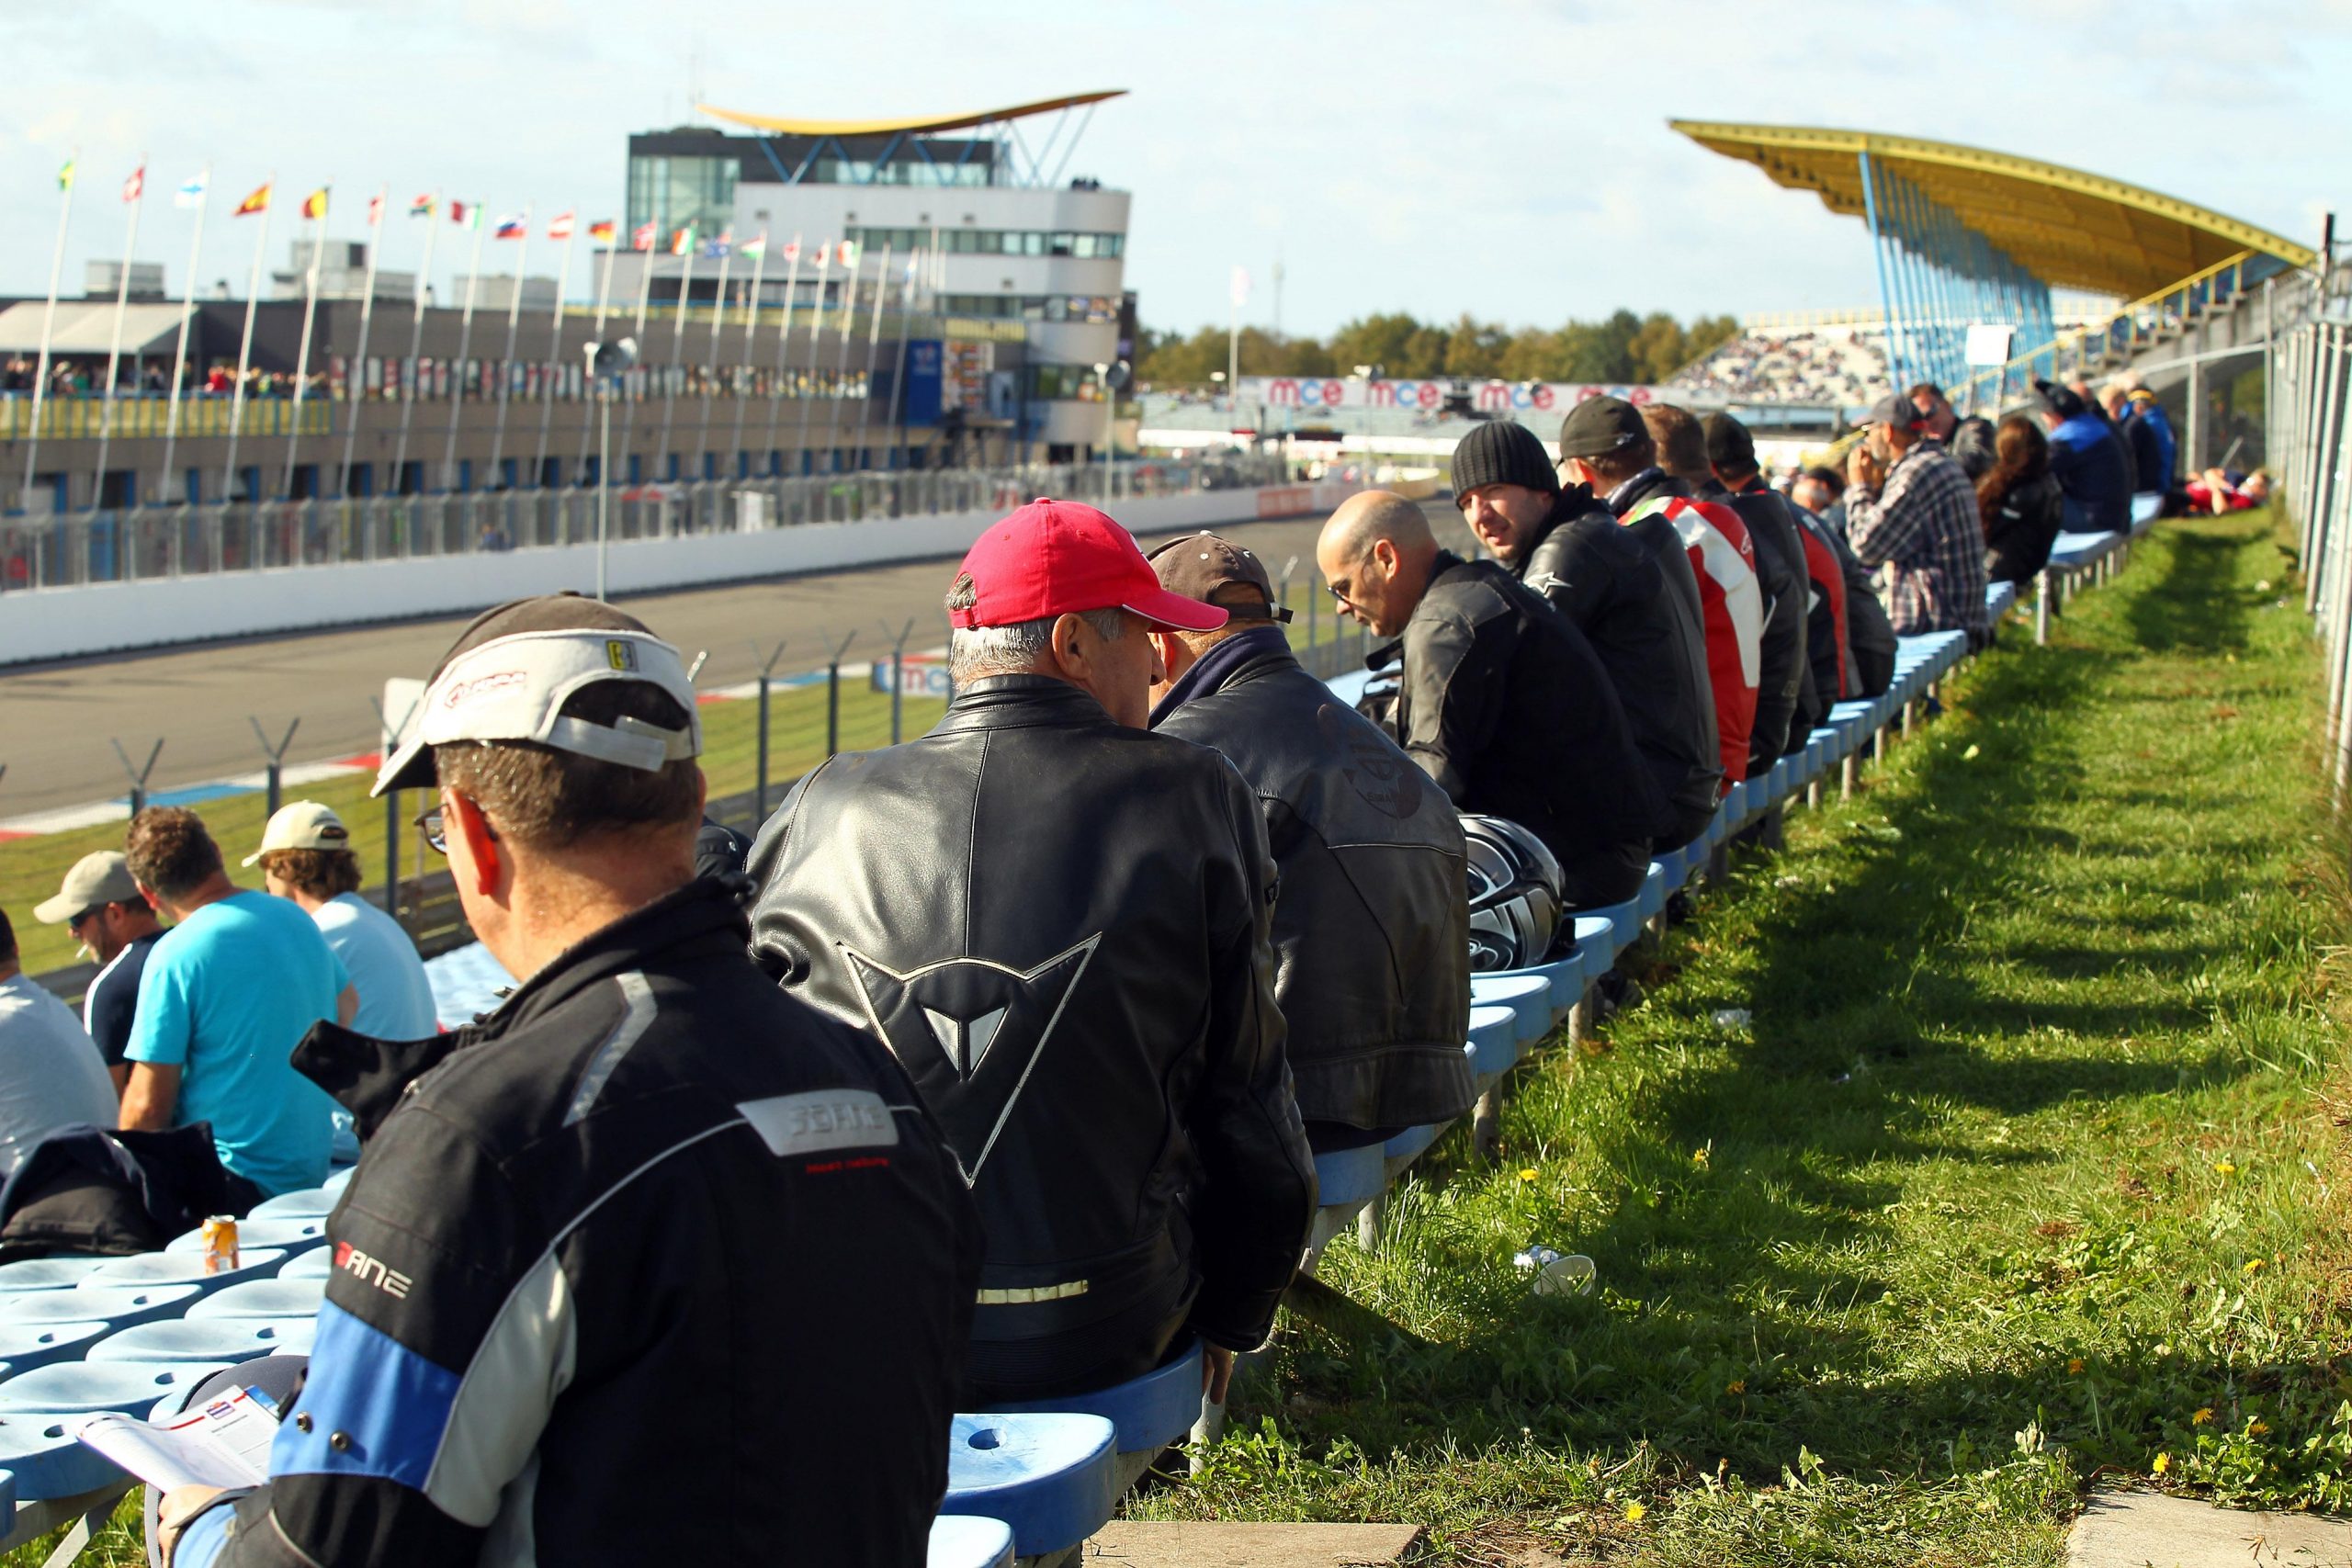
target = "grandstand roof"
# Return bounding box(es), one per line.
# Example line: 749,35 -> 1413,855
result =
697,91 -> 1126,141
1669,121 -> 2316,300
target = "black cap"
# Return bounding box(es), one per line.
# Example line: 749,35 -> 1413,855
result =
1145,532 -> 1292,622
2032,378 -> 2085,419
1557,395 -> 1647,460
1702,412 -> 1757,470
1450,420 -> 1557,504
1865,390 -> 1930,431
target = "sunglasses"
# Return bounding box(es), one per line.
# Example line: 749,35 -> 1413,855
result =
413,798 -> 497,856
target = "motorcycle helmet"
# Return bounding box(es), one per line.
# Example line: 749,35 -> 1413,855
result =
1461,813 -> 1564,972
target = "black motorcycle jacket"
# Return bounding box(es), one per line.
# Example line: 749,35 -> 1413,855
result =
186,879 -> 981,1568
744,675 -> 1316,1401
1152,629 -> 1473,1136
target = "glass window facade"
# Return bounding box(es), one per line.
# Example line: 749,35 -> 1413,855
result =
851,227 -> 1124,260
627,154 -> 738,237
941,294 -> 1120,324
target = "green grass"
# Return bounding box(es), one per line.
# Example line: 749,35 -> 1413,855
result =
1128,508 -> 2352,1564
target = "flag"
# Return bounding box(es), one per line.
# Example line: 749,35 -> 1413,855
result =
548,211 -> 575,241
705,230 -> 731,258
492,214 -> 526,240
57,159 -> 74,192
589,219 -> 616,245
300,187 -> 328,220
837,240 -> 859,266
122,166 -> 144,203
669,224 -> 696,256
449,200 -> 480,229
410,194 -> 435,218
234,182 -> 271,218
781,238 -> 801,263
740,233 -> 767,259
368,192 -> 385,225
174,175 -> 207,209
631,221 -> 656,252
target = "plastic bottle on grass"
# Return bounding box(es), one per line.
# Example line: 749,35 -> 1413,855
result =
1513,1246 -> 1596,1297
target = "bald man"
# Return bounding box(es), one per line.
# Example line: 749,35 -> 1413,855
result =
1317,491 -> 1663,911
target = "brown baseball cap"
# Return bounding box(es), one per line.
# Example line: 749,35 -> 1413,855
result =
1145,532 -> 1294,623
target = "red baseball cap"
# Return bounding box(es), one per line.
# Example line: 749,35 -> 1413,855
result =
951,499 -> 1227,632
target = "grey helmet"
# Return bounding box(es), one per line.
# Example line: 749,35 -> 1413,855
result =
1461,814 -> 1564,972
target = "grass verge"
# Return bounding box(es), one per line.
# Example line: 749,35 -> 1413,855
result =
1128,508 -> 2352,1564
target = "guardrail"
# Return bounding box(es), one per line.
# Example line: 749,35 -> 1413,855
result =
2267,289 -> 2352,800
0,455 -> 1286,593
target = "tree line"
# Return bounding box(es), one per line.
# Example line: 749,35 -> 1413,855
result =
1136,310 -> 1743,389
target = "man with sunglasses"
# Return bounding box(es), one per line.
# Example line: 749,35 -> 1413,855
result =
32,852 -> 165,1093
156,593 -> 979,1568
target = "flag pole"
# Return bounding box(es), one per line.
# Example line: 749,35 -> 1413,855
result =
218,174 -> 275,507
795,243 -> 831,472
727,231 -> 768,478
485,208 -> 532,489
530,216 -> 578,492
279,184 -> 331,502
761,234 -> 803,468
332,185 -> 388,501
690,233 -> 733,482
89,157 -> 147,513
157,164 -> 211,505
851,242 -> 894,470
574,228 -> 616,485
824,245 -> 865,474
654,231 -> 697,486
617,212 -> 661,491
438,207 -> 490,491
389,192 -> 440,496
21,149 -> 79,512
884,247 -> 922,463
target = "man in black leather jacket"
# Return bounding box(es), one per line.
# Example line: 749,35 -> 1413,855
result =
1143,531 -> 1472,1153
1317,490 -> 1662,910
1644,402 -> 1817,773
158,595 -> 980,1568
747,500 -> 1316,1408
1450,420 -> 1721,850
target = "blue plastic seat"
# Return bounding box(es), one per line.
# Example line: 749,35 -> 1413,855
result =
1312,1143 -> 1385,1208
321,1167 -> 356,1196
85,1249 -> 288,1293
0,1284 -> 199,1329
89,1316 -> 316,1364
166,1218 -> 325,1258
1637,862 -> 1668,921
0,1359 -> 234,1415
1502,950 -> 1582,1013
1468,974 -> 1554,1043
0,1258 -> 109,1294
277,1249 -> 334,1280
0,1321 -> 112,1375
928,1514 -> 1015,1568
248,1189 -> 338,1221
991,1338 -> 1203,1455
186,1278 -> 326,1321
940,1412 -> 1117,1559
0,1410 -> 128,1501
1467,1004 -> 1519,1078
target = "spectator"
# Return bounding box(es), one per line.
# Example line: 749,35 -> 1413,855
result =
2070,374 -> 2138,491
1143,531 -> 1474,1153
119,807 -> 353,1202
161,595 -> 980,1568
1451,419 -> 1723,849
0,908 -> 120,1179
1846,391 -> 1991,641
246,802 -> 437,1040
1710,412 -> 1856,706
1657,402 -> 1817,771
2035,379 -> 2132,534
32,851 -> 164,1093
748,500 -> 1315,1406
1557,397 -> 1763,794
1908,382 -> 1958,443
2108,375 -> 2178,497
1317,489 -> 1663,908
1976,415 -> 2067,585
2185,468 -> 2271,513
1792,465 -> 1848,538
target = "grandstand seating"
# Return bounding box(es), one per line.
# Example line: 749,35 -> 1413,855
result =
0,522 -> 2143,1561
1667,323 -> 1890,406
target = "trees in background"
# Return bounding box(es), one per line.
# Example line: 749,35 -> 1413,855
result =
1136,309 -> 1741,389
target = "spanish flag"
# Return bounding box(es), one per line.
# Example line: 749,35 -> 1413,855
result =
300,187 -> 328,220
234,182 -> 271,218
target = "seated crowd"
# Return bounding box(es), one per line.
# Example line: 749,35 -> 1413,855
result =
0,388 -> 2085,1562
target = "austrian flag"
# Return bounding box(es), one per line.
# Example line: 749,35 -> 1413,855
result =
547,211 -> 575,242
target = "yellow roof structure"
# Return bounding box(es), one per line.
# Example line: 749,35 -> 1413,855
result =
1670,120 -> 2313,300
697,91 -> 1126,141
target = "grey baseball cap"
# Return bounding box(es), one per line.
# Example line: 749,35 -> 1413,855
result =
33,852 -> 143,923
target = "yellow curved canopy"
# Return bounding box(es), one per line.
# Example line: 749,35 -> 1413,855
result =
697,91 -> 1126,141
1670,120 -> 2314,299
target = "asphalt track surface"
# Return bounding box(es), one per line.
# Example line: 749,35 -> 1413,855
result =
0,509 -> 1464,818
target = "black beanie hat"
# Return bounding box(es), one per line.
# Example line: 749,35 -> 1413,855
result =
2032,378 -> 2085,419
1702,412 -> 1758,471
1451,420 -> 1559,505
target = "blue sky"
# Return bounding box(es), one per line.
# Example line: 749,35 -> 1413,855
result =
4,0 -> 2344,337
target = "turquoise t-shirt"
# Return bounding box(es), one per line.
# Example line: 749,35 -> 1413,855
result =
126,889 -> 348,1197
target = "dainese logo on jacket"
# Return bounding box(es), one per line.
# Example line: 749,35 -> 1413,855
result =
1318,705 -> 1422,818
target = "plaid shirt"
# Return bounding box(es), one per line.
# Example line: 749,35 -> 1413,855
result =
1845,438 -> 1988,637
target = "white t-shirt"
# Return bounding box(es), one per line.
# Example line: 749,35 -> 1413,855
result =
311,894 -> 439,1040
0,973 -> 121,1178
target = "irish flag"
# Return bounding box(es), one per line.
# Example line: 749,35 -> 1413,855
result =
669,224 -> 696,257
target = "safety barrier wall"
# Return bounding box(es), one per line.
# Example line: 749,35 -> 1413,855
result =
2268,293 -> 2352,800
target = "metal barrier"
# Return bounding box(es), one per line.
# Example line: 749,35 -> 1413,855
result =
2264,275 -> 2352,799
0,454 -> 1285,592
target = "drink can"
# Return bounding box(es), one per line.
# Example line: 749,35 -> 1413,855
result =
201,1215 -> 240,1275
